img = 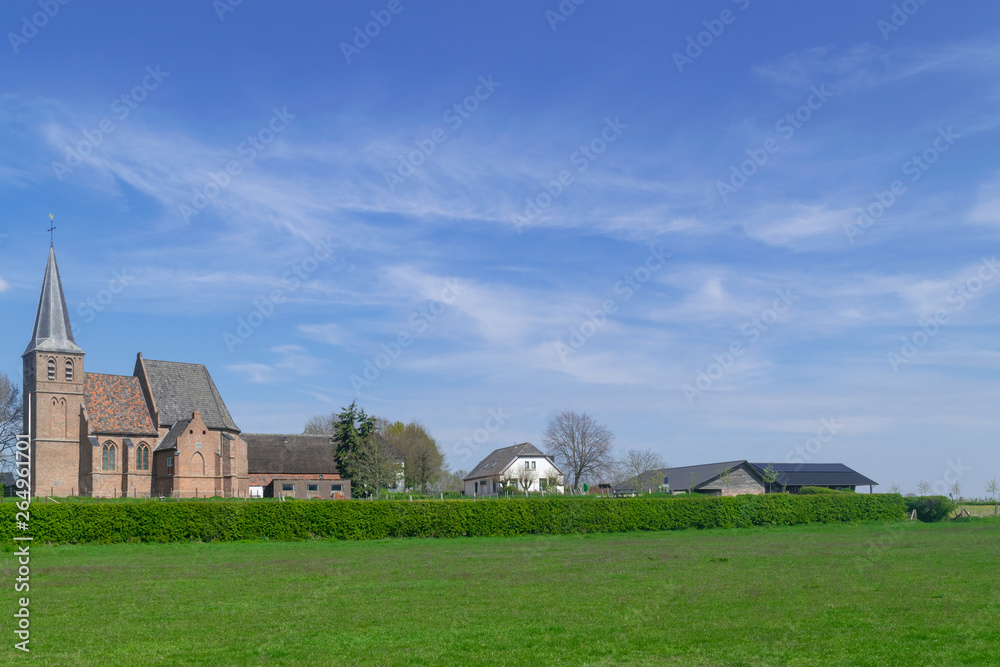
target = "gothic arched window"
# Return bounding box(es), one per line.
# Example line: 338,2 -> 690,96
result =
47,358 -> 56,381
136,444 -> 150,471
102,443 -> 116,471
65,359 -> 73,382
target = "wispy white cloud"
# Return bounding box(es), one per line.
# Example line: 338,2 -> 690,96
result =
297,323 -> 343,346
753,41 -> 1000,92
227,344 -> 331,383
969,174 -> 1000,226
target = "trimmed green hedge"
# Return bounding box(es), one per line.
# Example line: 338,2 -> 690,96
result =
0,494 -> 907,545
798,486 -> 852,495
904,496 -> 953,522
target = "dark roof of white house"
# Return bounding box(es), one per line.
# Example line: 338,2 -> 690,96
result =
464,443 -> 558,480
141,358 -> 239,431
24,247 -> 83,356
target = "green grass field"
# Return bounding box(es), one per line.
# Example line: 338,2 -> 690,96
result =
3,520 -> 998,666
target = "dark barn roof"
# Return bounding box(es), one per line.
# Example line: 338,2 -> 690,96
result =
244,434 -> 339,475
652,461 -> 877,491
750,462 -> 877,488
141,358 -> 239,431
655,461 -> 747,491
464,443 -> 557,481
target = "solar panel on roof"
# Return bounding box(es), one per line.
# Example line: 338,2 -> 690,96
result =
752,463 -> 851,472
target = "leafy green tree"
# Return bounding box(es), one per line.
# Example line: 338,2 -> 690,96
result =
377,419 -> 443,493
350,434 -> 403,498
331,401 -> 378,496
760,463 -> 779,494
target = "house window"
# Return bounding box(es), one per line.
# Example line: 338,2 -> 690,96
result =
65,360 -> 73,382
47,359 -> 56,381
307,484 -> 318,492
102,443 -> 116,471
166,457 -> 174,475
282,484 -> 293,491
539,478 -> 548,490
525,460 -> 530,469
136,444 -> 150,471
332,484 -> 342,491
532,461 -> 536,469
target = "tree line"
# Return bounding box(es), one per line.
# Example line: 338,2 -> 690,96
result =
304,401 -> 449,497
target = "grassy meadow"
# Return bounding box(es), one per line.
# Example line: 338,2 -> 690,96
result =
2,519 -> 998,666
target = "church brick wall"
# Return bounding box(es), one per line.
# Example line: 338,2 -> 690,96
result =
28,351 -> 85,497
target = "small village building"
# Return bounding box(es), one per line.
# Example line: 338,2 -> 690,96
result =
244,434 -> 351,499
463,443 -> 564,496
642,460 -> 878,495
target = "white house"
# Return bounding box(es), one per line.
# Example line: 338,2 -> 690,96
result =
463,443 -> 564,496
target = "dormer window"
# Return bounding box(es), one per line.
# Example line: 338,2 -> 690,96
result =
47,359 -> 56,381
65,360 -> 73,382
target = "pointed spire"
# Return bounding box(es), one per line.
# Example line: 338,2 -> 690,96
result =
24,247 -> 83,355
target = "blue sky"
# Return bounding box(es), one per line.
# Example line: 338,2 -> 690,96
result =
2,1 -> 999,495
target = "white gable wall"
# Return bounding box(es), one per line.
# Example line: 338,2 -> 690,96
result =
464,455 -> 564,496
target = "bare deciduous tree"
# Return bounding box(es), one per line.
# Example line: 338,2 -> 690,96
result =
516,465 -> 538,494
303,412 -> 337,435
888,483 -> 901,494
616,448 -> 667,492
916,479 -> 931,496
0,373 -> 23,473
985,478 -> 997,513
542,410 -> 614,492
430,468 -> 466,494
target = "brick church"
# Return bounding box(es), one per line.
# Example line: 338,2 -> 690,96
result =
22,246 -> 352,499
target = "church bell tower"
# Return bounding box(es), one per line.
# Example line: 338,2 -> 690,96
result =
23,246 -> 85,497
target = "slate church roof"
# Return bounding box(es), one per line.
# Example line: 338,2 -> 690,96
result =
154,418 -> 193,452
84,373 -> 158,436
24,246 -> 83,355
140,358 -> 239,431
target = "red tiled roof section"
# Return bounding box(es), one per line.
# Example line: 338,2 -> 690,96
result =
84,373 -> 158,436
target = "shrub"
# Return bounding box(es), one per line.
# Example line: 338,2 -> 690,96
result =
0,494 -> 907,545
905,496 -> 953,522
799,486 -> 845,494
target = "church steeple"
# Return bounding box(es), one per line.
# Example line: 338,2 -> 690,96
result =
24,246 -> 83,355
